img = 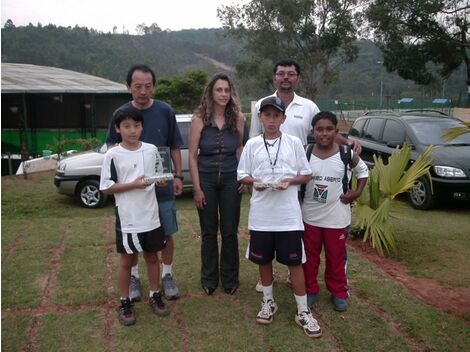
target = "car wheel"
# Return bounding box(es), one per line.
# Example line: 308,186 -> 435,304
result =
76,179 -> 107,209
408,176 -> 434,210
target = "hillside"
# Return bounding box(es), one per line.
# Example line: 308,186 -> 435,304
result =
1,23 -> 467,105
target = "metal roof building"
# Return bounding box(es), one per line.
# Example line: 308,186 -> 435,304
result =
2,63 -> 128,94
1,63 -> 131,173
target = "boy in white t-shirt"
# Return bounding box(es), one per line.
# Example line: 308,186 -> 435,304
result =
100,107 -> 170,326
302,111 -> 368,312
237,96 -> 322,338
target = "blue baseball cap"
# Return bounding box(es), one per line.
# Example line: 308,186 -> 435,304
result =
259,96 -> 285,113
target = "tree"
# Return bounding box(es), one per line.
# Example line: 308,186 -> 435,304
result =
4,19 -> 15,28
217,0 -> 365,99
366,0 -> 470,105
154,70 -> 208,113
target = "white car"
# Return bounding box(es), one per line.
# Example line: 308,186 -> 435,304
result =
54,114 -> 192,208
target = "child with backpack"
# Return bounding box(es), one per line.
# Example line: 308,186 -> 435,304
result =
301,111 -> 368,312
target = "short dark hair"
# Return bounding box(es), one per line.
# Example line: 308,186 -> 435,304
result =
114,106 -> 144,127
126,64 -> 156,86
273,59 -> 301,76
311,111 -> 337,128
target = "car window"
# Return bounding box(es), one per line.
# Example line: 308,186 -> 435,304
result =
350,119 -> 366,137
382,119 -> 405,143
178,121 -> 190,149
363,118 -> 383,141
408,119 -> 470,146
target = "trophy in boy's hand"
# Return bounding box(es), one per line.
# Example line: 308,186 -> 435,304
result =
143,146 -> 174,184
253,165 -> 288,190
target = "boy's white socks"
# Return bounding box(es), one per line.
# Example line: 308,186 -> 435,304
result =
294,294 -> 308,314
131,265 -> 140,278
162,264 -> 173,278
262,284 -> 274,302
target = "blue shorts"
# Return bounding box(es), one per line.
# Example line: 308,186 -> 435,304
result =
248,230 -> 303,266
158,199 -> 178,236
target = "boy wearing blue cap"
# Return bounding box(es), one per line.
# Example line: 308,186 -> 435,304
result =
237,96 -> 322,338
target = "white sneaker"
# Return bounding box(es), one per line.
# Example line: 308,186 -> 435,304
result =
295,310 -> 322,338
255,280 -> 263,293
256,299 -> 278,325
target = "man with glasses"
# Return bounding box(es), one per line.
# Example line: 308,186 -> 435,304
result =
249,59 -> 319,145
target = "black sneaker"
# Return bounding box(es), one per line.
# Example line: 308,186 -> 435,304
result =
149,291 -> 170,316
118,298 -> 136,326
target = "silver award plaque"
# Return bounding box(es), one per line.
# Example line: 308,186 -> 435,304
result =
143,146 -> 174,183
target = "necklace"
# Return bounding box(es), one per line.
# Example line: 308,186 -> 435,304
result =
263,133 -> 282,171
264,137 -> 280,147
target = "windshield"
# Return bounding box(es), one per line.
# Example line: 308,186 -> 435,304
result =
408,119 -> 470,146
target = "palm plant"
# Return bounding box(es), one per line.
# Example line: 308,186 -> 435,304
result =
442,122 -> 470,141
352,144 -> 435,256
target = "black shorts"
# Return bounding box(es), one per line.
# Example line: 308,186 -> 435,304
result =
248,230 -> 303,266
116,226 -> 166,254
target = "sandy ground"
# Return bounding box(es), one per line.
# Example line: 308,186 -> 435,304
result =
453,108 -> 470,122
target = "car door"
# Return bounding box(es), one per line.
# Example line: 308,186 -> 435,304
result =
379,118 -> 407,162
358,117 -> 386,167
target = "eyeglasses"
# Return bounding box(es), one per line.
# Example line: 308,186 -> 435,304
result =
275,72 -> 298,78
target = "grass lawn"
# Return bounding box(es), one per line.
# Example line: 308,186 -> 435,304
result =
2,171 -> 469,351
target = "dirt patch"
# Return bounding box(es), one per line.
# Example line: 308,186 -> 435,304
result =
348,239 -> 470,320
453,108 -> 470,123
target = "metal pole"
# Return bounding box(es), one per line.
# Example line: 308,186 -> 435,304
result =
380,80 -> 383,109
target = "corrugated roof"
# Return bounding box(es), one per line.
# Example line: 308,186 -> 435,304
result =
1,63 -> 129,94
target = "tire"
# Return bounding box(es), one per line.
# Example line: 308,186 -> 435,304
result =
407,176 -> 434,210
76,179 -> 107,209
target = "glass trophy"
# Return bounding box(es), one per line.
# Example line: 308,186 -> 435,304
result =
143,146 -> 174,184
253,165 -> 288,189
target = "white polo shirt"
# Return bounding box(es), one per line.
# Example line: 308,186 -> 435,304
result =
250,92 -> 320,145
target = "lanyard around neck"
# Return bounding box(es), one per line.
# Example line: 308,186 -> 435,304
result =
263,133 -> 282,170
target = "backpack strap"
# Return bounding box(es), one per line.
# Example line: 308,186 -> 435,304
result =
299,143 -> 315,202
339,144 -> 352,194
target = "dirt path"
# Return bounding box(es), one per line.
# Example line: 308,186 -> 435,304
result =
348,239 -> 470,320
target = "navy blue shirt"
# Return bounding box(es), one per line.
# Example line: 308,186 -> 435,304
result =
198,119 -> 239,173
106,100 -> 183,201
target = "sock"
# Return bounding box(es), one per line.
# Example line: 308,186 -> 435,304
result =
120,297 -> 129,303
262,284 -> 274,302
131,265 -> 140,279
162,264 -> 172,277
294,294 -> 308,314
149,290 -> 159,297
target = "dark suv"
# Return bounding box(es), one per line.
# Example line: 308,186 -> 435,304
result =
348,110 -> 470,209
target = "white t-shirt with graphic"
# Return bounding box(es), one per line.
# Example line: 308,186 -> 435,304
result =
100,142 -> 161,233
302,151 -> 368,228
238,133 -> 312,231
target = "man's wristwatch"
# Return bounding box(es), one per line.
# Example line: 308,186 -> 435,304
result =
174,174 -> 184,181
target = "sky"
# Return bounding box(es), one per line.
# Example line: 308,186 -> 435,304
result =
1,0 -> 244,33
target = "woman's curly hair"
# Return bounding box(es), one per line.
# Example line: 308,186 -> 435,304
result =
194,73 -> 241,132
